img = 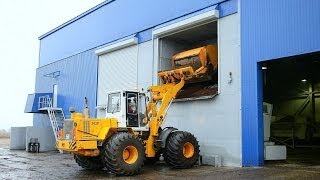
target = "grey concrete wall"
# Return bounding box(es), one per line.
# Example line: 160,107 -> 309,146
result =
33,113 -> 51,128
137,41 -> 154,92
161,13 -> 241,166
10,127 -> 27,150
25,127 -> 56,152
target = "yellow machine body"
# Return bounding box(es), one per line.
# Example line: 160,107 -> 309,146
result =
56,44 -> 216,159
56,113 -> 119,156
56,79 -> 185,158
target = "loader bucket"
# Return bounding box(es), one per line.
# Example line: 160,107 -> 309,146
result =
157,44 -> 219,100
159,45 -> 218,84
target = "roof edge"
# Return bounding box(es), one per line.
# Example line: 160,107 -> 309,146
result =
38,0 -> 115,40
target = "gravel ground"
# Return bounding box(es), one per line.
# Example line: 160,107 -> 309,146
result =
1,138 -> 320,180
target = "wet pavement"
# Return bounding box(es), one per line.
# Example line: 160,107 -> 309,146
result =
1,138 -> 320,179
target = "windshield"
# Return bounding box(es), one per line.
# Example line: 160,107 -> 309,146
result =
107,93 -> 121,113
138,93 -> 148,126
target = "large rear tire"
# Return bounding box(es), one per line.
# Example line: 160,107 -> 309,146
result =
102,132 -> 145,176
164,131 -> 199,168
74,154 -> 104,170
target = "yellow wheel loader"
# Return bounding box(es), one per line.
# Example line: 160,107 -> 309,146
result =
56,44 -> 218,176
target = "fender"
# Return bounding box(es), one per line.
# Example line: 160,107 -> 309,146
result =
97,127 -> 134,141
97,127 -> 112,140
158,127 -> 178,148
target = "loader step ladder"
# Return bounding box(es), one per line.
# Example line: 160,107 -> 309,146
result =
38,95 -> 65,153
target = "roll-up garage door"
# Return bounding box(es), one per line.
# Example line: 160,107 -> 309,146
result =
97,45 -> 138,118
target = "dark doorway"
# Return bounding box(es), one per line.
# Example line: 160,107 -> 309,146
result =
262,51 -> 320,165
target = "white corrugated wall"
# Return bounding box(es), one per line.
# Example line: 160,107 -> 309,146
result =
97,45 -> 138,118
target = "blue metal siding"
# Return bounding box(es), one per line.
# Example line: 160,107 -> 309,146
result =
154,5 -> 218,30
136,29 -> 152,44
34,49 -> 98,127
39,0 -> 116,40
218,0 -> 237,17
39,0 -> 237,67
242,0 -> 320,62
240,0 -> 320,166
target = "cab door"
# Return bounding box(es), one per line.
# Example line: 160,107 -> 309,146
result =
106,92 -> 124,126
125,92 -> 139,127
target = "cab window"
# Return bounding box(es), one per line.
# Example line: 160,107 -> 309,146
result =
107,93 -> 121,113
127,93 -> 137,115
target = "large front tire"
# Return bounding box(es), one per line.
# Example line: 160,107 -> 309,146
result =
164,131 -> 200,168
102,132 -> 145,176
74,154 -> 104,170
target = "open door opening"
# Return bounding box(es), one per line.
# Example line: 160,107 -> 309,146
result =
262,51 -> 320,165
158,21 -> 218,101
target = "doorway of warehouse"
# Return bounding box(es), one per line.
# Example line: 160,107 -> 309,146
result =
155,20 -> 219,101
261,51 -> 320,165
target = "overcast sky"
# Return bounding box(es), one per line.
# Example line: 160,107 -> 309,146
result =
0,0 -> 104,130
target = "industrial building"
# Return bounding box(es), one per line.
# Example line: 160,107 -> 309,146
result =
16,0 -> 320,167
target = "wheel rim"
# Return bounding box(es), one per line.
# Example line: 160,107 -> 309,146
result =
183,142 -> 194,158
123,145 -> 138,164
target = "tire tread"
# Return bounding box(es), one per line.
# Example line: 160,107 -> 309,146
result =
102,132 -> 145,176
74,155 -> 104,170
163,131 -> 200,168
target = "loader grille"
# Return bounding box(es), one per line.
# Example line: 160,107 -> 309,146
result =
83,121 -> 90,134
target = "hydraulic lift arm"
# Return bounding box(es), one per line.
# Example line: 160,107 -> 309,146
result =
145,78 -> 185,157
144,45 -> 218,157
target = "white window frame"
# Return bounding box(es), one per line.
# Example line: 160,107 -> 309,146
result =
153,9 -> 219,38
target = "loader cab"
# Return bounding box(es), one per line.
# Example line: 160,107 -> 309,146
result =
106,90 -> 148,131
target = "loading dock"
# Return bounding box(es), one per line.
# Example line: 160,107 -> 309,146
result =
153,10 -> 219,101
